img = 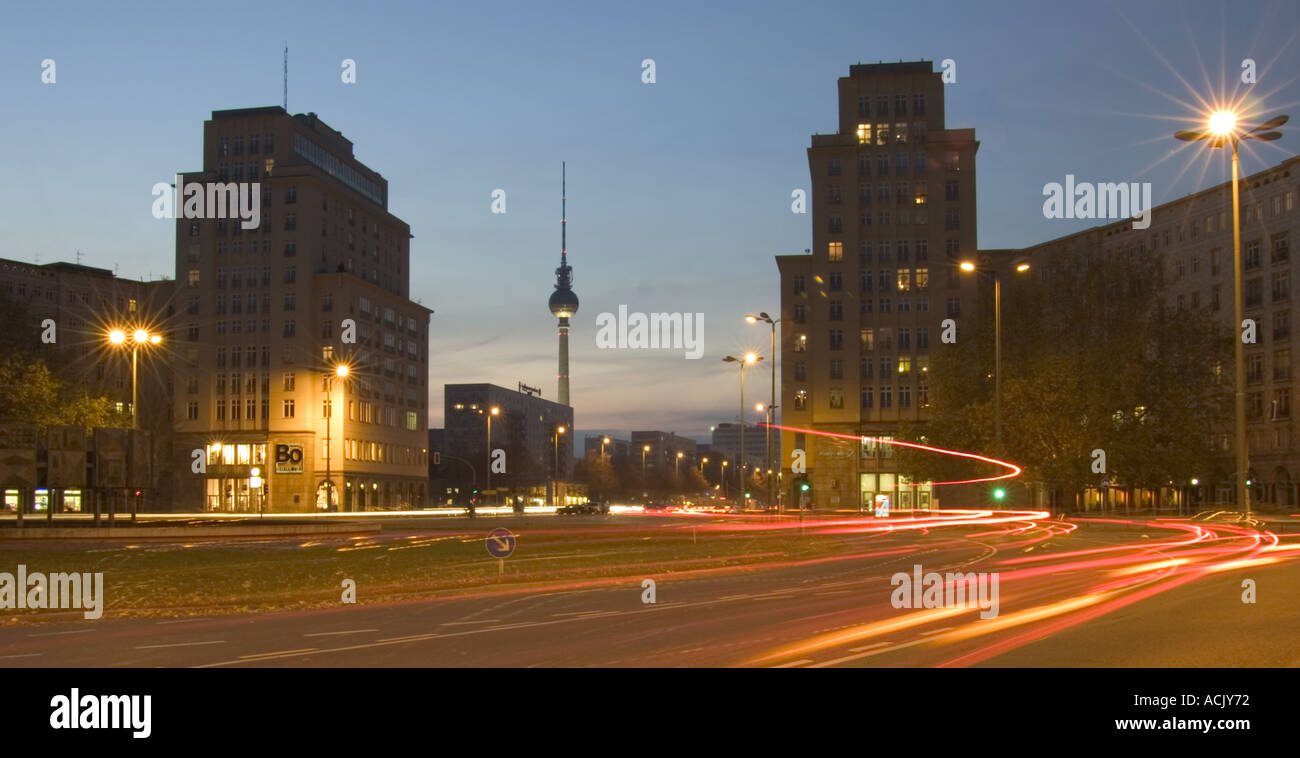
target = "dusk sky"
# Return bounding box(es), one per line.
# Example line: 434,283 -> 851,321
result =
3,0 -> 1299,448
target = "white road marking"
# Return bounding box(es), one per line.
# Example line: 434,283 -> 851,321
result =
919,626 -> 954,637
303,628 -> 379,637
28,629 -> 95,637
847,641 -> 893,653
0,653 -> 43,659
773,658 -> 814,668
237,648 -> 318,659
136,640 -> 227,650
811,637 -> 932,667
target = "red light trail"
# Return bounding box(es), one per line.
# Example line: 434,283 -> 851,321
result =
763,422 -> 1023,486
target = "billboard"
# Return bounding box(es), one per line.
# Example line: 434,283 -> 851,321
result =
274,443 -> 304,474
45,425 -> 86,488
93,428 -> 128,487
0,423 -> 38,490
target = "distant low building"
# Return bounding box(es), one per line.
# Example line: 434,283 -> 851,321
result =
710,422 -> 769,469
440,383 -> 576,505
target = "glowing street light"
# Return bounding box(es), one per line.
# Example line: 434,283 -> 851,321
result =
107,326 -> 163,429
724,352 -> 765,496
957,257 -> 1031,451
1175,110 -> 1287,517
321,362 -> 350,511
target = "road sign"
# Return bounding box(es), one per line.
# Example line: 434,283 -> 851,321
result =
485,528 -> 516,559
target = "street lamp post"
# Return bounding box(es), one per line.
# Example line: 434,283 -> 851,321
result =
484,406 -> 500,498
1176,111 -> 1287,518
553,425 -> 567,506
755,402 -> 777,510
721,460 -> 729,499
601,436 -> 611,461
109,328 -> 161,523
724,353 -> 762,508
322,363 -> 348,511
746,313 -> 780,511
959,259 -> 1030,451
109,328 -> 163,430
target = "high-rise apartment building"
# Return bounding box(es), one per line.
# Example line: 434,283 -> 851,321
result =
171,107 -> 431,512
1021,155 -> 1300,509
777,61 -> 981,510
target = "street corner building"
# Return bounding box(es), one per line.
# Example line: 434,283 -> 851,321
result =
170,107 -> 431,513
777,61 -> 983,511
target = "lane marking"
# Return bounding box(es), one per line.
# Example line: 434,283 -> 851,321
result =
155,618 -> 208,625
376,634 -> 436,643
440,619 -> 502,626
919,626 -> 954,637
28,629 -> 95,638
136,640 -> 227,650
303,628 -> 379,637
810,637 -> 932,667
0,653 -> 43,659
847,641 -> 893,653
773,658 -> 813,668
237,648 -> 318,660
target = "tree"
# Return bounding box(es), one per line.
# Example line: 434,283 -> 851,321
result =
574,455 -> 618,496
895,249 -> 1230,502
0,356 -> 125,432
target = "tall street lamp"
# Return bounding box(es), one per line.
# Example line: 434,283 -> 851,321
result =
756,402 -> 777,509
553,425 -> 567,506
108,327 -> 163,429
601,436 -> 611,461
958,258 -> 1030,451
1176,110 -> 1287,517
322,363 -> 349,511
746,313 -> 780,511
641,444 -> 651,491
723,352 -> 762,501
484,405 -> 500,495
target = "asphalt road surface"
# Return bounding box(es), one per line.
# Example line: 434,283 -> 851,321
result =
1,510 -> 1296,667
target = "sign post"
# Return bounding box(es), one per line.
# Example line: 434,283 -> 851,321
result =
485,527 -> 516,580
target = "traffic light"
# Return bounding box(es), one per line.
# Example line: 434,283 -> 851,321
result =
799,478 -> 811,493
992,487 -> 1006,501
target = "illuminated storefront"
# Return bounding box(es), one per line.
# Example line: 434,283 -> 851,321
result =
203,442 -> 268,512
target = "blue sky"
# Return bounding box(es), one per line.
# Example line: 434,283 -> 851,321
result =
2,0 -> 1298,447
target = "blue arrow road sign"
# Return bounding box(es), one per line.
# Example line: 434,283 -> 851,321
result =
485,528 -> 516,559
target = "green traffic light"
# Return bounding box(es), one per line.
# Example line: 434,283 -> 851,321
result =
800,483 -> 810,492
992,488 -> 1006,500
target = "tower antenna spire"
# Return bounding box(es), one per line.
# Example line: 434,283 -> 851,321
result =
561,161 -> 566,266
548,161 -> 579,406
283,43 -> 288,111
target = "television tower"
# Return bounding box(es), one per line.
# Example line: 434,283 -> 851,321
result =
548,162 -> 579,406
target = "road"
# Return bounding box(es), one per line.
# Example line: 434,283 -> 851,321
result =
1,510 -> 1297,667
